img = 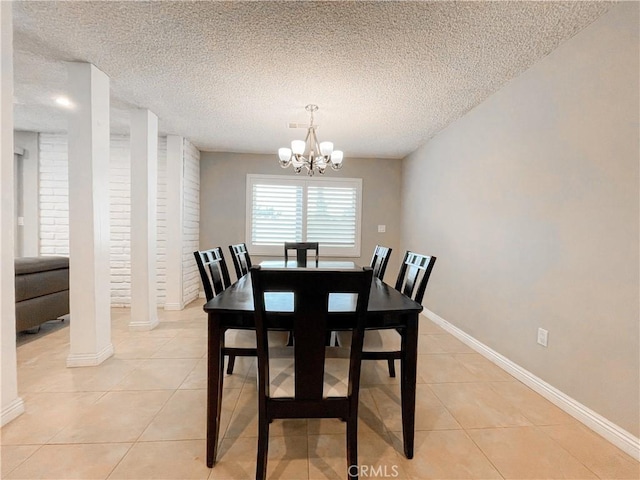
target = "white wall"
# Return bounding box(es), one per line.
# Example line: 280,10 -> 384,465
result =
109,134 -> 132,305
156,137 -> 167,304
401,3 -> 639,438
13,131 -> 39,257
182,140 -> 200,305
37,133 -> 199,306
39,134 -> 69,256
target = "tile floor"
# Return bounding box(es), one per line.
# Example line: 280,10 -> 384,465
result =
2,302 -> 638,479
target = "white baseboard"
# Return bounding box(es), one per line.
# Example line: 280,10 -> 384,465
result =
129,317 -> 160,331
164,301 -> 185,311
1,397 -> 25,426
423,308 -> 640,461
66,343 -> 114,367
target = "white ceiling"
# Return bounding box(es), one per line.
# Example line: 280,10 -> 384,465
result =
12,1 -> 612,159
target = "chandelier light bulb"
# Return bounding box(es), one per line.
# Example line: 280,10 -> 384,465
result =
291,140 -> 306,155
320,141 -> 333,156
278,147 -> 292,162
292,157 -> 305,174
278,148 -> 292,168
330,151 -> 344,170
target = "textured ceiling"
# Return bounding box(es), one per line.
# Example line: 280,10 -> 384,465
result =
12,1 -> 612,158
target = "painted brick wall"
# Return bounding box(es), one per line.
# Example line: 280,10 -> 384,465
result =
156,137 -> 167,305
38,133 -> 197,307
109,135 -> 132,306
183,139 -> 200,305
39,134 -> 69,256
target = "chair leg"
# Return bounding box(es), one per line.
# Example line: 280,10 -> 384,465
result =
256,415 -> 270,480
346,416 -> 358,480
226,354 -> 236,375
387,358 -> 396,378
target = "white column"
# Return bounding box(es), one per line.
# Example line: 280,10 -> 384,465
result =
66,63 -> 113,367
164,135 -> 184,310
129,109 -> 159,330
0,0 -> 24,426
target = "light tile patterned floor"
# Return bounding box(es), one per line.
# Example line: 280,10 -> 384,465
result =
2,302 -> 638,480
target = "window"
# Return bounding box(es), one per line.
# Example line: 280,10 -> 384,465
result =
246,174 -> 362,257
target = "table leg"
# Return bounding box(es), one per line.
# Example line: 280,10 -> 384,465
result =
400,313 -> 418,459
206,314 -> 224,467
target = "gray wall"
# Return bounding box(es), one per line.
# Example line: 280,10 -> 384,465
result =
401,3 -> 639,436
199,152 -> 402,280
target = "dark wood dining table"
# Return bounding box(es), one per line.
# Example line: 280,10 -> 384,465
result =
203,260 -> 423,467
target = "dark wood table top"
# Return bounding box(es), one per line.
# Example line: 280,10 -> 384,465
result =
203,273 -> 423,319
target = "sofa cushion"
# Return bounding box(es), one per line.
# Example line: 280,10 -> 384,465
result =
15,257 -> 70,302
15,256 -> 69,275
16,290 -> 69,332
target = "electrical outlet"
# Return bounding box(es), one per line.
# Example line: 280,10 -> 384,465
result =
377,225 -> 386,233
537,328 -> 548,347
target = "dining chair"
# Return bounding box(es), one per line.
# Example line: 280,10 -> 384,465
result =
338,251 -> 436,377
250,266 -> 373,480
283,241 -> 319,264
194,247 -> 256,375
228,243 -> 252,280
370,245 -> 392,280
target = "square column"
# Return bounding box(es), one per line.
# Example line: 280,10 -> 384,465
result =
0,0 -> 25,425
164,135 -> 184,310
67,62 -> 113,367
129,109 -> 159,330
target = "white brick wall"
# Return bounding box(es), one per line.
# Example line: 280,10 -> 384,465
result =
109,135 -> 132,306
39,134 -> 69,256
37,133 -> 197,307
183,139 -> 200,305
156,137 -> 167,305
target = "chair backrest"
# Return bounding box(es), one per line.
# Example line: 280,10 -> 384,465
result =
229,243 -> 252,279
283,242 -> 319,264
394,251 -> 437,304
194,247 -> 232,301
370,245 -> 392,280
250,266 -> 373,401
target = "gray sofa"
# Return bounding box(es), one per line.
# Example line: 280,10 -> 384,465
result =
15,256 -> 69,333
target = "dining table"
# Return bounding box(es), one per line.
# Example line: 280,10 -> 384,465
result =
203,259 -> 423,467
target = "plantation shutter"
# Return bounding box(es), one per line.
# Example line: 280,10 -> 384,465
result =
306,185 -> 357,247
247,175 -> 361,256
250,182 -> 303,245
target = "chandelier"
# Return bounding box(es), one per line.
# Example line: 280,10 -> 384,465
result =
278,104 -> 344,176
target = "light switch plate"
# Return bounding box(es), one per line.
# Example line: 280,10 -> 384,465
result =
537,328 -> 548,347
377,225 -> 386,233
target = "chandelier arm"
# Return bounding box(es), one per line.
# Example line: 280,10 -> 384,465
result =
301,128 -> 313,164
307,128 -> 317,157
